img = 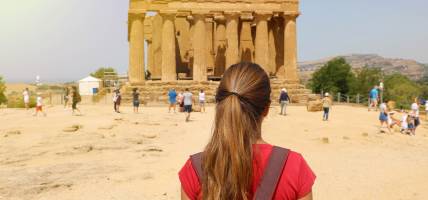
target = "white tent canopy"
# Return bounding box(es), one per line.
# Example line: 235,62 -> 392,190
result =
78,76 -> 102,96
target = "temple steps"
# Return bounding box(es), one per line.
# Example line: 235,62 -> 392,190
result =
122,80 -> 317,105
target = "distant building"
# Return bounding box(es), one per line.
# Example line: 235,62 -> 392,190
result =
78,76 -> 102,96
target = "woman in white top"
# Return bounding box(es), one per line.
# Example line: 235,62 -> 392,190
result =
199,90 -> 206,113
22,88 -> 30,110
411,98 -> 420,132
425,100 -> 428,121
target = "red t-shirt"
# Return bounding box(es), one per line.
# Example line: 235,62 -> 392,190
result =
179,144 -> 316,200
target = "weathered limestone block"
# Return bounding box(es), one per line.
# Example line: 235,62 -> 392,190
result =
307,100 -> 323,112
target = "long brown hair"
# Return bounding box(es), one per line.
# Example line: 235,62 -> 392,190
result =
202,62 -> 271,200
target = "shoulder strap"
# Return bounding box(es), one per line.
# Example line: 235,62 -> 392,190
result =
254,146 -> 290,200
190,152 -> 203,182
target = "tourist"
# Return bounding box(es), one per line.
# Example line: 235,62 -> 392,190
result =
168,88 -> 177,113
71,86 -> 82,116
425,99 -> 428,121
411,98 -> 420,133
279,88 -> 290,115
177,92 -> 184,112
322,93 -> 332,121
387,111 -> 400,131
132,88 -> 140,113
369,86 -> 379,111
178,62 -> 315,200
183,88 -> 193,122
379,101 -> 390,133
63,86 -> 70,109
22,88 -> 30,110
407,113 -> 416,136
198,89 -> 206,113
33,92 -> 46,117
113,89 -> 122,113
400,111 -> 410,134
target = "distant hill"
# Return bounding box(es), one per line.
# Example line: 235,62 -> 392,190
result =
299,54 -> 427,83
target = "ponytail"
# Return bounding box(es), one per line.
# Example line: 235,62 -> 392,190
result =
202,63 -> 271,200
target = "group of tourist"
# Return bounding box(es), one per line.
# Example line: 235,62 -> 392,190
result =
22,86 -> 82,116
378,97 -> 424,135
167,88 -> 206,122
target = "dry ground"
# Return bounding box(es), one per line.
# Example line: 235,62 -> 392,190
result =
0,105 -> 427,200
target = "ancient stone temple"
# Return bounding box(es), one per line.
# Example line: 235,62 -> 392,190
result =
126,0 -> 313,104
128,0 -> 300,83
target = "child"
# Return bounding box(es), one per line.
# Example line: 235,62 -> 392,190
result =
400,112 -> 409,134
407,114 -> 416,135
33,93 -> 47,117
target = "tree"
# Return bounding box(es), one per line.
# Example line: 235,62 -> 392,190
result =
0,76 -> 7,104
384,73 -> 421,108
350,66 -> 384,95
90,67 -> 117,79
309,57 -> 356,94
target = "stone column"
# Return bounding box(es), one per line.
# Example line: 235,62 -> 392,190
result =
192,13 -> 207,81
283,14 -> 299,81
214,14 -> 226,76
205,17 -> 215,76
255,12 -> 271,73
160,12 -> 177,81
225,12 -> 239,69
268,19 -> 277,76
129,12 -> 145,84
147,41 -> 154,76
240,13 -> 254,63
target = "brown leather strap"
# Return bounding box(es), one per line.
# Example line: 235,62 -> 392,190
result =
190,152 -> 203,182
254,146 -> 289,200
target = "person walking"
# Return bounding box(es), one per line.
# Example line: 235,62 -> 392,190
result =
279,88 -> 290,115
71,86 -> 82,116
411,98 -> 420,134
113,89 -> 122,113
33,92 -> 47,117
198,89 -> 206,113
322,93 -> 332,121
369,86 -> 379,111
63,86 -> 70,109
379,101 -> 390,133
177,92 -> 184,112
179,62 -> 315,200
183,88 -> 194,122
22,88 -> 30,110
168,88 -> 178,113
132,88 -> 140,113
425,99 -> 428,121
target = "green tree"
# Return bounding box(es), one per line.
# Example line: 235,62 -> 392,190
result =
0,76 -> 7,104
384,73 -> 421,108
309,57 -> 356,94
350,66 -> 384,95
90,67 -> 117,79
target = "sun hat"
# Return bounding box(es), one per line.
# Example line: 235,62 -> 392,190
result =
324,92 -> 329,97
281,88 -> 287,92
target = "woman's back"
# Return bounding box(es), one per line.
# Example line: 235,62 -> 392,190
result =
179,144 -> 315,200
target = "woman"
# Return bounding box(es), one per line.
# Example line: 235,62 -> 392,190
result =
22,88 -> 30,110
132,88 -> 140,113
322,93 -> 332,121
379,101 -> 390,133
279,88 -> 290,115
198,90 -> 206,113
64,87 -> 70,109
179,63 -> 315,200
113,89 -> 122,113
71,86 -> 82,116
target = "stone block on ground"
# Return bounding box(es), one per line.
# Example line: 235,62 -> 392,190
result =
307,100 -> 323,112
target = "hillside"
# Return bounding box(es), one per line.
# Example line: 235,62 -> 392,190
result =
299,54 -> 427,83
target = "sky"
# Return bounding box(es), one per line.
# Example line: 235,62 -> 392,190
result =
0,0 -> 427,82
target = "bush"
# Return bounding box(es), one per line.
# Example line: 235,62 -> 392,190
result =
309,57 -> 356,94
0,76 -> 6,105
384,74 -> 421,109
7,93 -> 37,108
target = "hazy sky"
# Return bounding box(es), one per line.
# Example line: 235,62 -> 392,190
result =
0,0 -> 427,82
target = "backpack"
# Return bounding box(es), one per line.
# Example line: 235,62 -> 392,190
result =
190,146 -> 289,200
